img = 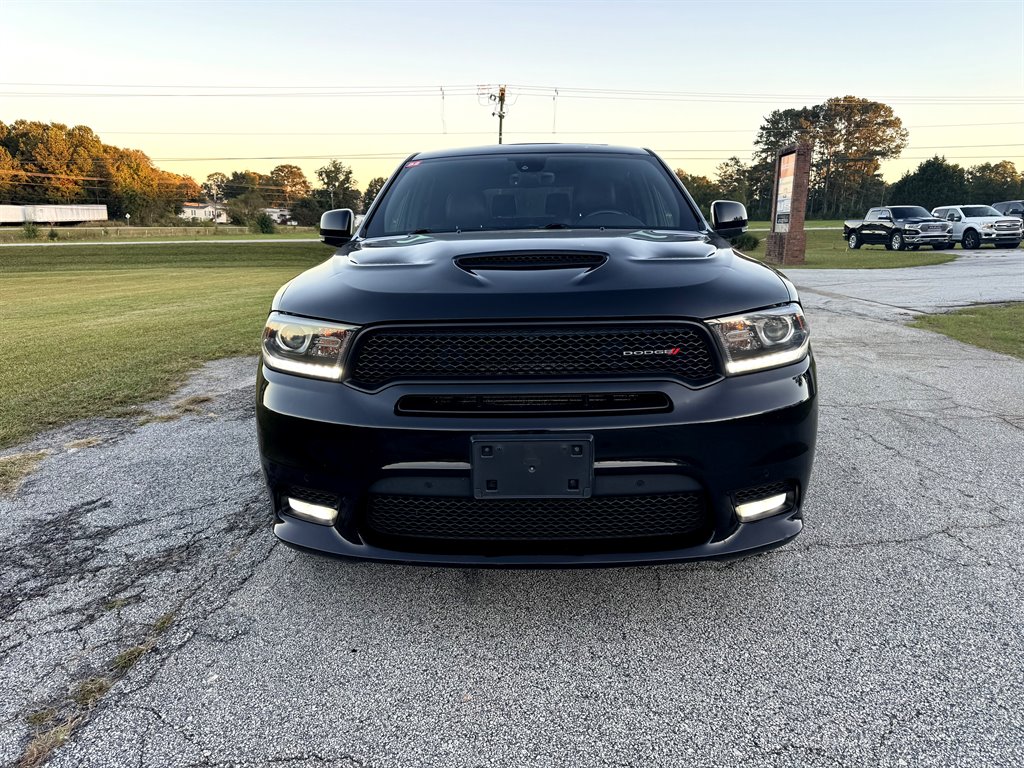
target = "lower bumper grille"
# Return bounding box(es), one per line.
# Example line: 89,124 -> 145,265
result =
364,492 -> 709,543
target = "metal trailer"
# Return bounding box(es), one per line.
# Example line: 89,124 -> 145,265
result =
0,204 -> 109,224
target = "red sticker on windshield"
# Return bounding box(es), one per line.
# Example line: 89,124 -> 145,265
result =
405,160 -> 422,168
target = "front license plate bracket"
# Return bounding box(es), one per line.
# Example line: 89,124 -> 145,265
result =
471,434 -> 594,499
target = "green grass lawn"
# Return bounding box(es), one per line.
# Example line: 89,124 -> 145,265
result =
742,228 -> 959,269
911,303 -> 1024,359
0,232 -> 975,448
0,241 -> 328,448
0,226 -> 318,244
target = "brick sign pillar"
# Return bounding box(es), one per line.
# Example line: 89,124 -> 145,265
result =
764,142 -> 812,265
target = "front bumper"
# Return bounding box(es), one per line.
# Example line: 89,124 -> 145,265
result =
981,231 -> 1022,244
256,356 -> 818,566
903,231 -> 951,244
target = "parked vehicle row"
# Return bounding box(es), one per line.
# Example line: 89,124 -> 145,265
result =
843,203 -> 1022,251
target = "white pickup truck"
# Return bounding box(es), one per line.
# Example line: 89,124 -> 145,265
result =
930,205 -> 1022,250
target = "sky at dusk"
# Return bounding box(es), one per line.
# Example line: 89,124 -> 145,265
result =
2,0 -> 1022,191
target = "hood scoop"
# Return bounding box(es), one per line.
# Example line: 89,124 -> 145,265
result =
455,251 -> 608,272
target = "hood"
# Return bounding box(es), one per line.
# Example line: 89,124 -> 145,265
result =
274,230 -> 792,325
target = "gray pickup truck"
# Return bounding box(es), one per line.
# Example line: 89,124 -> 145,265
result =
843,206 -> 953,251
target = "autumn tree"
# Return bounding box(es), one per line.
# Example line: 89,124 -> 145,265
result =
269,164 -> 312,205
0,145 -> 23,202
224,170 -> 271,199
752,97 -> 909,218
1,120 -> 104,203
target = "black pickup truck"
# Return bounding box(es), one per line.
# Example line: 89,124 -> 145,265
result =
843,206 -> 953,251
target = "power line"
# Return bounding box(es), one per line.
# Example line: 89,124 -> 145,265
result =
1,83 -> 1021,106
89,121 -> 1024,137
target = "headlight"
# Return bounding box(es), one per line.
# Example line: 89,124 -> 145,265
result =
904,225 -> 920,231
707,304 -> 810,375
261,312 -> 359,380
983,223 -> 994,230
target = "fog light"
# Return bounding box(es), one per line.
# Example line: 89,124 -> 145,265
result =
286,497 -> 338,525
735,492 -> 789,522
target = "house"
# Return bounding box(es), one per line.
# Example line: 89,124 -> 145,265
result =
179,202 -> 228,223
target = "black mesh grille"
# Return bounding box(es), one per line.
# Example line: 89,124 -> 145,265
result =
288,487 -> 339,508
732,481 -> 791,505
365,493 -> 708,542
349,325 -> 718,388
455,252 -> 607,270
396,392 -> 671,416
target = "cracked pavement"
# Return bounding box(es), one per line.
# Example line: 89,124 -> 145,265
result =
1,253 -> 1022,767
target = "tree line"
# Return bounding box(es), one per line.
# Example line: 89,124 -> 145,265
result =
676,95 -> 1022,220
4,103 -> 1021,227
0,120 -> 385,226
201,162 -> 386,227
0,120 -> 201,224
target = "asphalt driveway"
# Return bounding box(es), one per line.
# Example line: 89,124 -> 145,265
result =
1,252 -> 1022,767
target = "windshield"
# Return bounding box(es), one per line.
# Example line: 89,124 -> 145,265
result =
363,152 -> 703,237
889,206 -> 932,219
962,206 -> 1001,217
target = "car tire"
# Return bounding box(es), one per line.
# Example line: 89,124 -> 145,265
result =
962,230 -> 980,250
889,232 -> 905,251
848,233 -> 861,250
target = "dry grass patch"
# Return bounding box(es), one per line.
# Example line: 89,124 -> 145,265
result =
18,716 -> 81,768
0,451 -> 50,495
64,436 -> 104,450
71,677 -> 112,709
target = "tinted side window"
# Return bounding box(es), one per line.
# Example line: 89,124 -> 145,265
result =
866,209 -> 879,221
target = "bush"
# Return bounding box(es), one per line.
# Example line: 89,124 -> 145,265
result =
730,233 -> 760,251
47,228 -> 59,241
250,213 -> 277,234
22,221 -> 39,240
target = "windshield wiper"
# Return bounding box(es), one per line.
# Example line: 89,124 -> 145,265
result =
409,228 -> 433,235
543,223 -> 571,229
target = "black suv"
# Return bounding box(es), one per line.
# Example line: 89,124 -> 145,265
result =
256,144 -> 817,566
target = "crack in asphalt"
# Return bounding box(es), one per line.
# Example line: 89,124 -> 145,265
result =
0,360 -> 274,766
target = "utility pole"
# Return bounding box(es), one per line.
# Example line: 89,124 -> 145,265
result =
490,85 -> 506,144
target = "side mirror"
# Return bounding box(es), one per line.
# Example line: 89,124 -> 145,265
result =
320,209 -> 355,247
710,200 -> 748,239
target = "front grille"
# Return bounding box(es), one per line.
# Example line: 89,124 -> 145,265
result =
995,221 -> 1021,231
364,492 -> 708,542
349,325 -> 718,388
732,480 -> 791,505
396,391 -> 671,416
